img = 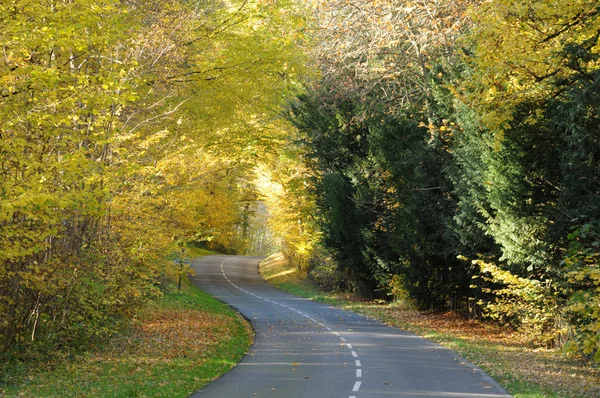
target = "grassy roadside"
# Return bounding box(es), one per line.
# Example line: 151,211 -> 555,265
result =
260,253 -> 600,398
1,265 -> 253,397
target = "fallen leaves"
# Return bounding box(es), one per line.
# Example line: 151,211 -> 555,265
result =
2,282 -> 253,398
108,307 -> 237,361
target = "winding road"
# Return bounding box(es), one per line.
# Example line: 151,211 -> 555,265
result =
189,255 -> 512,398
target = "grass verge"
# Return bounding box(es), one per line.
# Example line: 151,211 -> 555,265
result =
260,253 -> 600,398
1,273 -> 253,397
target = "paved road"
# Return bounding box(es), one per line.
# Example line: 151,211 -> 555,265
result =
189,255 -> 512,398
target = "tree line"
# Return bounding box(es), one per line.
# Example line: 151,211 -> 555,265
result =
2,0 -> 598,365
286,0 -> 600,361
0,0 -> 307,356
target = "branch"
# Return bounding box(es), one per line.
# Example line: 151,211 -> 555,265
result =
123,98 -> 189,136
540,7 -> 599,44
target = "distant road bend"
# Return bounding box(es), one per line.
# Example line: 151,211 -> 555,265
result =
189,255 -> 512,398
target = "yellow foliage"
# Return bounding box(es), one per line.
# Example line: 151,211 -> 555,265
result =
564,231 -> 600,361
464,0 -> 600,135
473,259 -> 566,347
0,0 -> 311,352
254,140 -> 321,269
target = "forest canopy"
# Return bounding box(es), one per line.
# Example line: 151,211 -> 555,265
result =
0,0 -> 309,353
1,0 -> 599,363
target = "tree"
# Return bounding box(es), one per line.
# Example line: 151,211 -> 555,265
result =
0,0 -> 311,353
288,0 -> 475,307
462,0 -> 600,138
447,0 -> 600,348
309,0 -> 472,118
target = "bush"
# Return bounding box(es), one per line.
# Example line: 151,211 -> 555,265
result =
564,224 -> 600,361
473,259 -> 567,348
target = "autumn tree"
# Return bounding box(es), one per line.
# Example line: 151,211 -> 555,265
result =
0,0 -> 310,353
310,0 -> 472,118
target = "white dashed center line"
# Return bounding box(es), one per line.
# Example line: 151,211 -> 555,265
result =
219,258 -> 363,398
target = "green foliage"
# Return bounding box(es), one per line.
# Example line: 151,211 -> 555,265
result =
290,84 -> 469,307
370,115 -> 467,309
306,247 -> 349,292
564,224 -> 600,361
451,0 -> 600,354
289,92 -> 385,296
285,0 -> 600,361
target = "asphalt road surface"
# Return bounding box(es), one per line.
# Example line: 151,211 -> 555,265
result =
189,255 -> 512,398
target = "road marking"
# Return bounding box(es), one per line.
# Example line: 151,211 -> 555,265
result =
218,258 -> 364,398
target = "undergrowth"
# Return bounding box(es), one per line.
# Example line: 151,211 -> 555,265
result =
1,272 -> 253,398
